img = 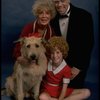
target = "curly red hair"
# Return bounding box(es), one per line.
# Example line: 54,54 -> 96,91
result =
46,36 -> 69,59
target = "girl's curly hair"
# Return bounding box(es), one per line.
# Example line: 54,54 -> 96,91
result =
32,0 -> 56,19
46,36 -> 69,59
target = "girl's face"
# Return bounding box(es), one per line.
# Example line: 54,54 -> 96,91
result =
38,9 -> 51,26
51,47 -> 63,66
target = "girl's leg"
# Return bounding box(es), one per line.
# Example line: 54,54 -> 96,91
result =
39,92 -> 58,100
39,92 -> 51,100
64,88 -> 91,100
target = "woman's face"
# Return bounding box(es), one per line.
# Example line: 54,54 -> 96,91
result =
38,9 -> 51,26
53,0 -> 69,15
51,47 -> 63,66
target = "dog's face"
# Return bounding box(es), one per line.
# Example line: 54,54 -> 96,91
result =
20,36 -> 46,63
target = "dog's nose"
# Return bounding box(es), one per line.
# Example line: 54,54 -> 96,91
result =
30,54 -> 36,60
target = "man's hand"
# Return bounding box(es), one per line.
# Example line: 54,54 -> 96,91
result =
17,56 -> 29,66
71,67 -> 80,80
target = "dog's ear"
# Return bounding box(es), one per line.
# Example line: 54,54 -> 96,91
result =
13,38 -> 22,43
41,38 -> 49,44
13,37 -> 26,45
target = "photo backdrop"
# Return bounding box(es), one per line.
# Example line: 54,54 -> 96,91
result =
1,0 -> 99,89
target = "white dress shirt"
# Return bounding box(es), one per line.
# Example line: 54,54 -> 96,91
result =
59,5 -> 70,40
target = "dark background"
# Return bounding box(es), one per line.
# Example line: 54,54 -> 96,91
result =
1,0 -> 99,100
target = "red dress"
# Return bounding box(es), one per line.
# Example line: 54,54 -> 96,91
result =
41,60 -> 73,98
13,20 -> 55,59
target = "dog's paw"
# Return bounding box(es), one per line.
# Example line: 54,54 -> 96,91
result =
1,88 -> 6,96
34,95 -> 39,100
16,94 -> 24,100
1,87 -> 14,96
24,92 -> 30,98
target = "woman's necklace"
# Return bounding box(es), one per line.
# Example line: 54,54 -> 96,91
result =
33,20 -> 52,40
38,28 -> 47,39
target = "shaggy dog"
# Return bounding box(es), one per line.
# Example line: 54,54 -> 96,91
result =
2,36 -> 47,100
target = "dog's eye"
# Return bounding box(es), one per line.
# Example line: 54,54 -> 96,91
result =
26,44 -> 30,48
35,44 -> 39,48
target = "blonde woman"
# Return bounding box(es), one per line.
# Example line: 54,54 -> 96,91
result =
13,0 -> 56,59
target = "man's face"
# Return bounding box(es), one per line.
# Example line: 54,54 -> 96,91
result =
53,0 -> 70,15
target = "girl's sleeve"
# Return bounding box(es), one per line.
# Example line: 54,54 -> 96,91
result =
63,66 -> 71,84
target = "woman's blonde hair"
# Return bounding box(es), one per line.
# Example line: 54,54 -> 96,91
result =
46,36 -> 69,59
32,0 -> 56,19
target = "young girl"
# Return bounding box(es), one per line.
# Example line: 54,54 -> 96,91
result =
39,36 -> 91,100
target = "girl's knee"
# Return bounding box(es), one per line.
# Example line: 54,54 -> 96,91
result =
85,89 -> 91,97
82,88 -> 91,98
39,92 -> 50,100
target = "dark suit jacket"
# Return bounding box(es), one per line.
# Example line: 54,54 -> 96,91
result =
50,4 -> 94,88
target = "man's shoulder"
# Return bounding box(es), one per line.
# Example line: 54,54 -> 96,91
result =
70,3 -> 91,16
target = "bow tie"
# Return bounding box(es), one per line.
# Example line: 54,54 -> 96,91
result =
58,8 -> 70,19
58,14 -> 68,19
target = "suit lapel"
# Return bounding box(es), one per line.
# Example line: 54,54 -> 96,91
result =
51,15 -> 62,36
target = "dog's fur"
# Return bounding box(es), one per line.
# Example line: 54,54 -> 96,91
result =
2,36 -> 47,100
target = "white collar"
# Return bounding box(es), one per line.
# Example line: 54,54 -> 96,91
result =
65,5 -> 70,17
48,60 -> 67,74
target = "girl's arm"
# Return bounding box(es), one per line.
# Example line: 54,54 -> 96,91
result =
58,83 -> 68,100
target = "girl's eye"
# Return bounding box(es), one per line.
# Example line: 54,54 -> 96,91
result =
38,11 -> 43,14
45,11 -> 50,15
35,44 -> 39,48
56,51 -> 60,54
26,44 -> 30,48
